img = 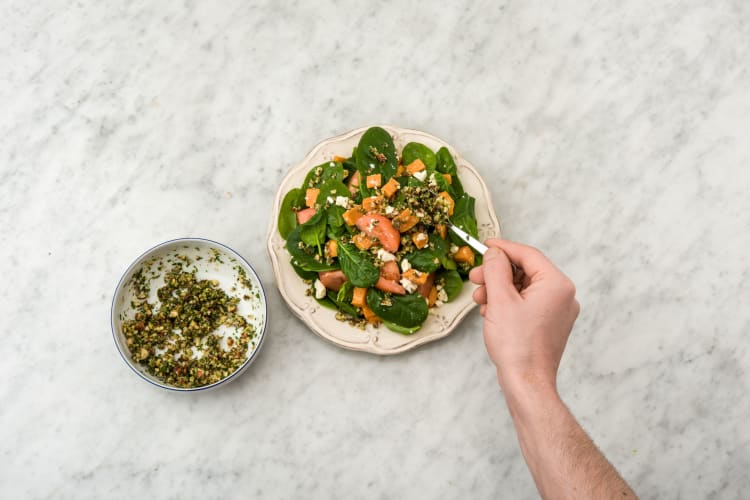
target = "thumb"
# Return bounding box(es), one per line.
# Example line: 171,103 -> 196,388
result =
482,247 -> 519,302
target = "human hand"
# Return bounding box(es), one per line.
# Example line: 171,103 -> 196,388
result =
469,239 -> 580,393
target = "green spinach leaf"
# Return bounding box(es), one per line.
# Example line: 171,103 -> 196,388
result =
438,269 -> 463,302
286,225 -> 338,272
299,209 -> 327,249
366,289 -> 429,328
449,193 -> 478,246
382,320 -> 421,335
327,290 -> 359,317
337,242 -> 379,287
316,179 -> 350,205
356,127 -> 398,183
435,147 -> 464,195
405,248 -> 442,273
278,188 -> 302,239
291,259 -> 318,280
401,142 -> 436,170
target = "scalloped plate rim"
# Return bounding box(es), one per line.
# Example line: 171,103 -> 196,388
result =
266,125 -> 500,355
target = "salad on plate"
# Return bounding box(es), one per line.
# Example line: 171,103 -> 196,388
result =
277,126 -> 482,334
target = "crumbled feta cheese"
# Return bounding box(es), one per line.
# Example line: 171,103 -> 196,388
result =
413,170 -> 427,182
384,205 -> 395,215
437,288 -> 448,303
428,173 -> 438,188
329,162 -> 335,167
450,244 -> 459,254
335,196 -> 349,208
400,259 -> 412,272
326,196 -> 334,204
400,278 -> 418,294
415,233 -> 428,243
415,210 -> 425,218
434,300 -> 444,308
377,249 -> 396,262
313,279 -> 327,299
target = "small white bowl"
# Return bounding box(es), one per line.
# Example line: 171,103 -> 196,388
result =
111,238 -> 267,391
267,125 -> 501,355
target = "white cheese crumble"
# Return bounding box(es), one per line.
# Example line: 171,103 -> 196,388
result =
335,196 -> 349,208
377,249 -> 396,262
437,288 -> 448,303
326,196 -> 334,204
313,279 -> 327,299
415,210 -> 425,218
450,244 -> 459,254
413,170 -> 427,182
400,259 -> 412,272
400,278 -> 418,294
384,205 -> 395,215
414,232 -> 428,244
434,300 -> 444,308
428,173 -> 438,188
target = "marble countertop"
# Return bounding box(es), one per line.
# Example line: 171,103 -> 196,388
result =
2,1 -> 748,498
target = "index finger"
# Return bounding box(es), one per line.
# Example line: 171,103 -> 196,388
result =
484,239 -> 561,279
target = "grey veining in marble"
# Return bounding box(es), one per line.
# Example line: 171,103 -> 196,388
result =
1,1 -> 749,499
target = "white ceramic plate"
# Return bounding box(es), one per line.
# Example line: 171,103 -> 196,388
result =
267,126 -> 500,355
111,238 -> 267,391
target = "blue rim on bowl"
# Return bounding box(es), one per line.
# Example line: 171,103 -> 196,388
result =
110,237 -> 268,392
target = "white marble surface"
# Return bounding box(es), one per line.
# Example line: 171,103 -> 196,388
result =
1,1 -> 748,498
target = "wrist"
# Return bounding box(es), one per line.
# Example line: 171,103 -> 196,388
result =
497,368 -> 561,418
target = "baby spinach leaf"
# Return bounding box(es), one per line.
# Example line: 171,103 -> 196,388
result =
320,162 -> 345,184
327,290 -> 359,317
299,209 -> 327,249
316,179 -> 350,205
382,320 -> 421,335
337,242 -> 379,287
435,147 -> 464,195
286,226 -> 338,272
405,248 -> 442,273
326,205 -> 346,239
429,233 -> 456,270
438,269 -> 463,302
428,168 -> 457,199
316,296 -> 338,310
278,188 -> 302,239
336,281 -> 354,303
356,127 -> 398,182
327,205 -> 346,227
291,259 -> 318,280
449,193 -> 478,246
366,289 -> 429,328
401,142 -> 436,170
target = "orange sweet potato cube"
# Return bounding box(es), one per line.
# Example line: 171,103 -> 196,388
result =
366,174 -> 382,188
412,232 -> 429,249
402,268 -> 428,285
325,240 -> 338,258
353,232 -> 375,250
352,287 -> 367,307
362,195 -> 383,212
361,304 -> 381,324
305,188 -> 320,208
381,177 -> 400,198
454,245 -> 475,265
428,286 -> 438,307
405,159 -> 426,175
342,206 -> 365,226
437,191 -> 454,216
394,208 -> 419,233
